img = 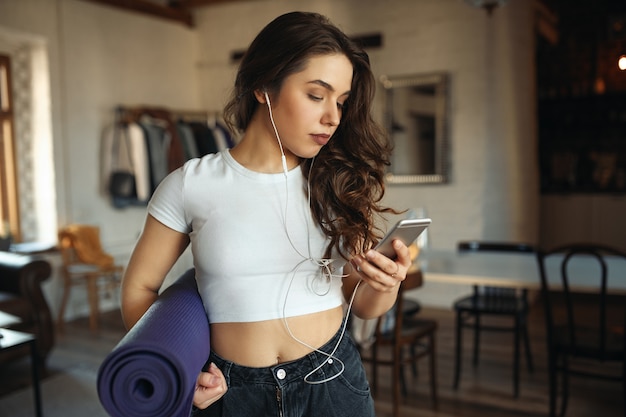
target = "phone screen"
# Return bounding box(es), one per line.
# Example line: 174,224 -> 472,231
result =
374,218 -> 431,258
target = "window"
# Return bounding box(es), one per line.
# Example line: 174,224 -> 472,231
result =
0,54 -> 20,241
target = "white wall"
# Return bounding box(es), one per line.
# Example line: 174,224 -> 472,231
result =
193,0 -> 539,251
57,1 -> 201,253
0,0 -> 200,318
0,0 -> 538,314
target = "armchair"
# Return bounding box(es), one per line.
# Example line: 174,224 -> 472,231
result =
0,251 -> 54,368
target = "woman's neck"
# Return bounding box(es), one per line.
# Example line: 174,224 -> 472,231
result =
229,112 -> 300,173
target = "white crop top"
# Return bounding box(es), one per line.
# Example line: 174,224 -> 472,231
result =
148,150 -> 346,323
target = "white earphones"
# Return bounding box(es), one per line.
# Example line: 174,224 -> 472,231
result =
262,87 -> 358,384
264,90 -> 289,176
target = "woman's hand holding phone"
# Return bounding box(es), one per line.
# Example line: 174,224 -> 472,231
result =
373,218 -> 431,259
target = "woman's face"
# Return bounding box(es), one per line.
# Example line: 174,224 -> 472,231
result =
269,53 -> 353,159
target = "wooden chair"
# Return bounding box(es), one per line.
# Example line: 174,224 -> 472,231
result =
57,224 -> 123,332
536,244 -> 626,417
362,269 -> 438,417
452,241 -> 535,397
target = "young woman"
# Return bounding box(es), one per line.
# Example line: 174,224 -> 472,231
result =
121,11 -> 412,417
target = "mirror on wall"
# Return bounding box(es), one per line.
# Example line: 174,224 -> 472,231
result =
381,72 -> 449,184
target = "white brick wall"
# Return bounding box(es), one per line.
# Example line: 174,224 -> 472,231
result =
0,0 -> 540,312
194,0 -> 540,253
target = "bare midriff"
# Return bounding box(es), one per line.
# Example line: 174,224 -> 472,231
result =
209,305 -> 345,367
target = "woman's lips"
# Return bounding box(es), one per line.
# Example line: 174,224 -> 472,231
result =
311,134 -> 331,146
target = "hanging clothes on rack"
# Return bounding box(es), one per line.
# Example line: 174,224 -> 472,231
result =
137,116 -> 171,194
101,105 -> 234,208
176,110 -> 235,154
207,113 -> 236,150
121,106 -> 186,173
188,122 -> 219,155
101,109 -> 151,207
177,122 -> 200,160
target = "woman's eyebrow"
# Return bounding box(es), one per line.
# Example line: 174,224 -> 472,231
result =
308,79 -> 351,96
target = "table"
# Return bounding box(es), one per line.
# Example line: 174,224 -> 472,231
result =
10,241 -> 58,255
0,311 -> 21,328
0,328 -> 42,417
416,249 -> 626,293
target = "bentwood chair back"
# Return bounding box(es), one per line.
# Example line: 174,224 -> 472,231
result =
536,244 -> 626,417
363,269 -> 438,417
452,241 -> 535,397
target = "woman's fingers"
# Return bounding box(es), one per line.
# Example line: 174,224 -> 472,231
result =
193,363 -> 228,410
350,239 -> 412,291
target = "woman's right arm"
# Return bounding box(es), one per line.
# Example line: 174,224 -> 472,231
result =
122,214 -> 228,408
121,214 -> 190,330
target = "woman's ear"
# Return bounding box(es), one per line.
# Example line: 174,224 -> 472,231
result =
253,89 -> 267,104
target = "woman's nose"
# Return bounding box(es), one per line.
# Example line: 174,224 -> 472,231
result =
322,103 -> 340,127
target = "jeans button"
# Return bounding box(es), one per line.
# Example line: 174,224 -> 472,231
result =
276,368 -> 286,380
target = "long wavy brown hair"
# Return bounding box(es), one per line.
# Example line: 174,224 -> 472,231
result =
223,11 -> 395,259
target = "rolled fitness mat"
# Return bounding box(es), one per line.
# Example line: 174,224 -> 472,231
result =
97,268 -> 210,417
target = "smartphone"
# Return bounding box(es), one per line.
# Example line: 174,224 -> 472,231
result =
374,218 -> 431,258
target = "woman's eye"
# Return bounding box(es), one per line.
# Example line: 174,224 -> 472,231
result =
308,94 -> 322,101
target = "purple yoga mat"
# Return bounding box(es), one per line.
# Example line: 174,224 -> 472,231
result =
97,269 -> 210,417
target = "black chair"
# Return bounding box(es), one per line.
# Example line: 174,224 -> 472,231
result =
452,241 -> 534,397
361,270 -> 438,417
536,244 -> 626,417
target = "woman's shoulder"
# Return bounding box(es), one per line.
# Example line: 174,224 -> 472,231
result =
181,150 -> 226,173
148,151 -> 230,226
154,151 -> 228,196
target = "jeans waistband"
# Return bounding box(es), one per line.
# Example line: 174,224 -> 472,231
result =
209,320 -> 351,386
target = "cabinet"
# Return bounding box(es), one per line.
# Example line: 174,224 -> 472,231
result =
538,94 -> 626,194
540,194 -> 626,251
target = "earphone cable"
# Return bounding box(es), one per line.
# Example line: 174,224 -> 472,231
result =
266,90 -> 355,384
265,92 -> 289,177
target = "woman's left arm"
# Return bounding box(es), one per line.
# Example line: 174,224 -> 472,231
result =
343,239 -> 412,320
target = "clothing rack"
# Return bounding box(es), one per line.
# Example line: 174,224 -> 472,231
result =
114,105 -> 223,174
104,105 -> 236,208
115,105 -> 220,124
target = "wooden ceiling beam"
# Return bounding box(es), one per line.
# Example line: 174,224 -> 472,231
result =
171,0 -> 244,7
81,0 -> 194,27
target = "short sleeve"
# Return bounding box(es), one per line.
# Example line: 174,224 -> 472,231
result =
147,168 -> 191,234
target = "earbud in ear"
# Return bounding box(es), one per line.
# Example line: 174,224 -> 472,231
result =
264,90 -> 271,106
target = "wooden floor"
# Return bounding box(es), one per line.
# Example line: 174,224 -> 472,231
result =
361,302 -> 624,417
0,299 -> 623,417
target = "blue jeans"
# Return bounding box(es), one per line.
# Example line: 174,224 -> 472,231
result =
194,322 -> 375,417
